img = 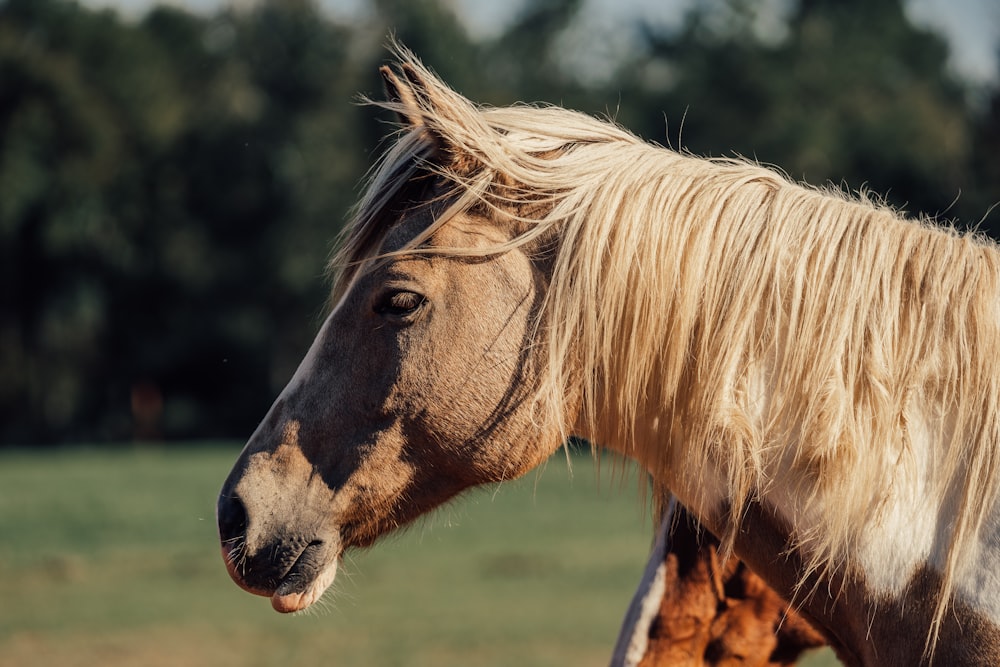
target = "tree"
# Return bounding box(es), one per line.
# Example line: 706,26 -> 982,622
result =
1,0 -> 996,444
1,0 -> 153,440
620,0 -> 979,227
969,47 -> 1000,237
0,0 -> 365,442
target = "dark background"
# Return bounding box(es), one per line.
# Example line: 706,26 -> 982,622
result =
2,0 -> 998,445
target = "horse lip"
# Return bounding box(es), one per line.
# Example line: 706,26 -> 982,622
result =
270,539 -> 340,613
221,542 -> 274,598
221,536 -> 340,611
274,540 -> 325,594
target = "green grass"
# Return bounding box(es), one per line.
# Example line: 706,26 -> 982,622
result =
0,446 -> 839,666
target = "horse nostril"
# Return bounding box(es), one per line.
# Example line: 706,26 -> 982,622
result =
217,492 -> 249,544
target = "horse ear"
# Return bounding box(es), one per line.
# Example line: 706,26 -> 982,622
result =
380,65 -> 425,129
381,57 -> 482,177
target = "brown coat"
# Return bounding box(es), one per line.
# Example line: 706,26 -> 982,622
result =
613,501 -> 825,667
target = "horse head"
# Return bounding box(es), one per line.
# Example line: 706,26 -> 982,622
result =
216,61 -> 567,613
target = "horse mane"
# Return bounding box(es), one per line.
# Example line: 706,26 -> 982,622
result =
330,48 -> 1000,653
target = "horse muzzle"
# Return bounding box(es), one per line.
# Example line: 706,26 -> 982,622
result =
217,490 -> 341,613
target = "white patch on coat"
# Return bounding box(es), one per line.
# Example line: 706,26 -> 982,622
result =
610,500 -> 674,667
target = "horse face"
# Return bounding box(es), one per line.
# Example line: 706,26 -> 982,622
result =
216,208 -> 562,613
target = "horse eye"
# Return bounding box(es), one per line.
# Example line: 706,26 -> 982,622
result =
374,290 -> 426,320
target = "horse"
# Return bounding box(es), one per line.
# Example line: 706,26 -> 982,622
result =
611,500 -> 825,666
217,47 -> 1000,666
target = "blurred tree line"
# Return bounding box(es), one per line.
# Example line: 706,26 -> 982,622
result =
1,0 -> 998,444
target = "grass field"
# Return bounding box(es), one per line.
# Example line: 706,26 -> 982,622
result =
0,445 -> 839,666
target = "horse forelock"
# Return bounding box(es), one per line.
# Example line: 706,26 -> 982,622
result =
338,49 -> 1000,653
326,129 -> 431,305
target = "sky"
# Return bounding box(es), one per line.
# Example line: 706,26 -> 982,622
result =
79,0 -> 1000,85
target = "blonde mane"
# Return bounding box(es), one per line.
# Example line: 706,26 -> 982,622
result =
331,51 -> 1000,652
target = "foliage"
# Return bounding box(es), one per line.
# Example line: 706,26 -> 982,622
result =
2,0 -> 364,442
1,0 -> 997,444
618,0 -> 983,220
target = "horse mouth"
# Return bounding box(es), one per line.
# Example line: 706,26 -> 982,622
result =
222,538 -> 340,613
269,539 -> 341,613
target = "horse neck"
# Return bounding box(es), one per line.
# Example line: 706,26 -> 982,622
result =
585,396 -> 1000,666
556,162 -> 1000,662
